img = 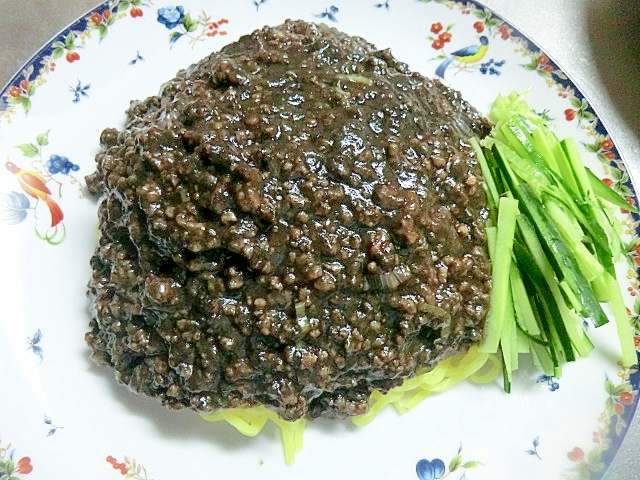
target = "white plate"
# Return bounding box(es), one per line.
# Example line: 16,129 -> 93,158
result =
1,1 -> 639,479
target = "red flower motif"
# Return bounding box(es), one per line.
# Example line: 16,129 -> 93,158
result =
90,10 -> 110,24
600,138 -> 614,151
439,31 -> 452,43
567,447 -> 585,462
17,456 -> 33,475
633,335 -> 640,347
620,391 -> 634,405
621,197 -> 636,214
564,108 -> 576,121
8,85 -> 22,97
431,38 -> 444,50
498,24 -> 510,39
130,7 -> 144,18
473,21 -> 484,33
601,178 -> 613,187
537,54 -> 549,65
430,22 -> 443,34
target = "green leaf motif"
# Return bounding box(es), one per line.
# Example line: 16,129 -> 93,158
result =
3,458 -> 15,474
586,444 -> 603,465
462,460 -> 483,468
52,48 -> 64,60
65,32 -> 76,48
473,9 -> 487,19
604,377 -> 617,394
116,1 -> 131,12
183,12 -> 199,33
16,143 -> 40,157
619,184 -> 634,198
98,24 -> 109,39
486,17 -> 502,29
449,453 -> 462,472
584,142 -> 599,153
36,131 -> 49,146
569,96 -> 583,109
8,96 -> 31,111
612,383 -> 631,395
169,31 -> 183,43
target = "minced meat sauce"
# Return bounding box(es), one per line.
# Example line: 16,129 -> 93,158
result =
85,20 -> 492,421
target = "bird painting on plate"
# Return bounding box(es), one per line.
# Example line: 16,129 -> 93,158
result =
4,161 -> 64,227
435,36 -> 489,78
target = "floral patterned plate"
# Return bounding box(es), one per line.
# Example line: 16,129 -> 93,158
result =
0,1 -> 638,479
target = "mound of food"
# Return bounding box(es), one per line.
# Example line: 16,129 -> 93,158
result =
85,19 -> 492,421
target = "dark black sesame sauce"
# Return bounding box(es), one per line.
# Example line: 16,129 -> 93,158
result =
85,20 -> 492,421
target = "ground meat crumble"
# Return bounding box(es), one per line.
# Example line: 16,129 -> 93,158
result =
85,19 -> 492,421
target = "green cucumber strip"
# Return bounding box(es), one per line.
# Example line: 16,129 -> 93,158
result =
515,221 -> 589,361
498,142 -> 552,194
530,126 -> 561,178
515,218 -> 593,360
543,198 -> 604,282
501,120 -> 558,183
471,136 -> 499,209
489,92 -> 546,129
590,274 -> 611,303
603,271 -> 638,367
541,185 -> 614,269
481,91 -> 636,389
498,121 -> 531,160
542,197 -> 584,244
549,132 -> 581,198
501,353 -> 512,394
500,289 -> 518,383
580,201 -> 623,264
526,184 -> 608,326
561,136 -> 627,260
480,196 -> 519,354
586,167 -> 639,213
517,328 -> 531,354
515,255 -> 562,375
561,137 -> 596,202
538,286 -> 576,362
558,280 -> 584,316
510,262 -> 541,336
492,140 -> 607,328
528,285 -> 563,372
530,338 -> 559,377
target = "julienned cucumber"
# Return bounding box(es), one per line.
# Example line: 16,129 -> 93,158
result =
474,92 -> 637,392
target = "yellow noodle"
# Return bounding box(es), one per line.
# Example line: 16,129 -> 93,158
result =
200,346 -> 500,463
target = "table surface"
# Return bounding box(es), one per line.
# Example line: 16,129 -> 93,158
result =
1,0 -> 638,478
